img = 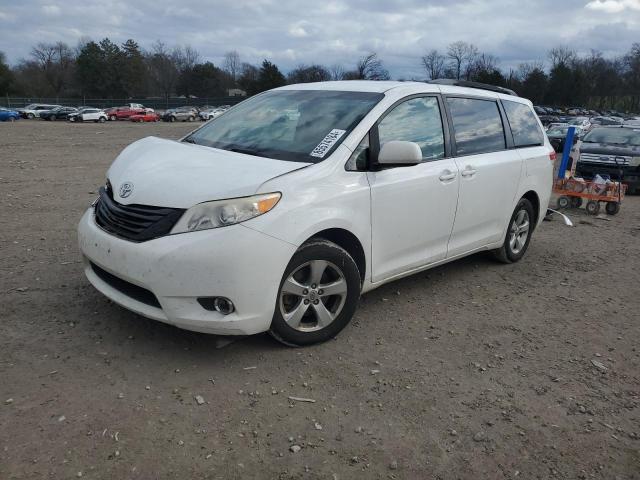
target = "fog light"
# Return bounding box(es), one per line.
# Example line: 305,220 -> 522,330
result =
213,297 -> 235,315
197,296 -> 234,315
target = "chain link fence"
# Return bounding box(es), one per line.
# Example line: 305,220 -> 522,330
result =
1,96 -> 245,110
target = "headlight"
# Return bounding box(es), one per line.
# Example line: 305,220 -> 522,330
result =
630,156 -> 640,167
170,192 -> 281,234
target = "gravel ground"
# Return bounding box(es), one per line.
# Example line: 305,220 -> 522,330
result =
1,120 -> 639,480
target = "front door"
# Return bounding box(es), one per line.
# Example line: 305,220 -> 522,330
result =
368,96 -> 460,282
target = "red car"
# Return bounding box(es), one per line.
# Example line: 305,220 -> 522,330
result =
129,112 -> 160,122
106,104 -> 147,121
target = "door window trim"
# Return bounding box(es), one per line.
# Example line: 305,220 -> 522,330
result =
366,93 -> 452,170
442,94 -> 513,157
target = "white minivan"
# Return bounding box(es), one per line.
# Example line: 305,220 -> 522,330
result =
78,80 -> 553,346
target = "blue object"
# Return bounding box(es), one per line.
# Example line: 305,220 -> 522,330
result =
557,126 -> 575,179
0,107 -> 20,121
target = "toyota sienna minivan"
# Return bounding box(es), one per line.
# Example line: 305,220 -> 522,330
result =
78,80 -> 553,346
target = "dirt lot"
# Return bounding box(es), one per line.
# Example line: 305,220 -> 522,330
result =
1,120 -> 639,480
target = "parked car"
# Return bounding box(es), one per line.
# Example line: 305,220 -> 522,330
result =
538,114 -> 560,126
568,116 -> 592,131
0,107 -> 20,122
574,126 -> 640,194
68,108 -> 108,123
129,111 -> 160,122
546,124 -> 583,152
17,104 -> 61,119
162,106 -> 199,122
78,80 -> 553,346
106,105 -> 148,121
199,106 -> 229,121
591,116 -> 623,126
39,106 -> 78,121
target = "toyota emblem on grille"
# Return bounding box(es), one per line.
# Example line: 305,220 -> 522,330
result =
119,182 -> 134,198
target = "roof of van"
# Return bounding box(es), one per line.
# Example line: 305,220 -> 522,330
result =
277,80 -> 530,104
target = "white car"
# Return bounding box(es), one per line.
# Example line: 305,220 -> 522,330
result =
199,106 -> 229,121
68,108 -> 108,123
78,81 -> 553,346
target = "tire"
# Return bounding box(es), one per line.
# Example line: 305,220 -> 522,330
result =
69,116 -> 75,122
27,113 -> 34,119
99,116 -> 106,123
605,202 -> 620,215
557,196 -> 570,209
170,116 -> 176,122
269,239 -> 361,347
492,198 -> 534,264
49,115 -> 55,121
8,116 -> 15,122
570,197 -> 583,208
110,115 -> 117,121
188,116 -> 194,122
586,200 -> 600,215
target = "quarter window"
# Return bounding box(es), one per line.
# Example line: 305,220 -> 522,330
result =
503,100 -> 544,147
378,97 -> 445,161
447,97 -> 505,155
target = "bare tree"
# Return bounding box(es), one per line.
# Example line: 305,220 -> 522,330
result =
329,64 -> 345,80
30,41 -> 74,95
548,46 -> 576,68
146,41 -> 180,98
446,41 -> 478,80
345,53 -> 390,80
421,49 -> 446,80
223,50 -> 241,83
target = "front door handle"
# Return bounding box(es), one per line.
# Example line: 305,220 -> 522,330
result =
461,166 -> 477,177
439,170 -> 457,182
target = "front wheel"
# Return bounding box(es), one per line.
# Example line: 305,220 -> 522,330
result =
270,239 -> 361,346
98,116 -> 106,123
493,198 -> 534,264
110,115 -> 116,121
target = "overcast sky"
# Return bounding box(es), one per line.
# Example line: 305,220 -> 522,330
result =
0,0 -> 638,78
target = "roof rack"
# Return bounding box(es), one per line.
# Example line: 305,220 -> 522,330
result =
429,79 -> 518,97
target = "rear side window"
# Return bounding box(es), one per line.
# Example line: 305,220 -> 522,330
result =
447,97 -> 505,156
503,100 -> 544,147
378,96 -> 445,161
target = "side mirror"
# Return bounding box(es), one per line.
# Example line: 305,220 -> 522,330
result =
378,141 -> 422,165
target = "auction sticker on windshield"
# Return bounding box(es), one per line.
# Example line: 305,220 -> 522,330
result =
310,129 -> 346,158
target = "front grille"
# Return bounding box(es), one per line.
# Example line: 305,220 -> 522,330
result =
94,186 -> 185,242
90,262 -> 161,309
579,153 -> 631,165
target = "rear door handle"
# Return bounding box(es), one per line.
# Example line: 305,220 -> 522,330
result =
461,167 -> 477,177
439,170 -> 457,182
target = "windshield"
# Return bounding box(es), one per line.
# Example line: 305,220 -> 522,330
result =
185,90 -> 384,163
583,128 -> 640,146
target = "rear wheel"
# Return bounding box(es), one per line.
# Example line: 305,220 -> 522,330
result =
27,113 -> 34,119
270,240 -> 361,346
493,198 -> 534,264
188,115 -> 194,122
99,116 -> 106,123
110,115 -> 117,121
170,116 -> 176,122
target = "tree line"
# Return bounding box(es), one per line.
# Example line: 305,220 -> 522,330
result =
0,38 -> 638,111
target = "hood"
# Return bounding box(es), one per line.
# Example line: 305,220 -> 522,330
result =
107,136 -> 310,208
579,142 -> 640,156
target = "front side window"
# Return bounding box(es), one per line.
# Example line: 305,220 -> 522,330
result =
503,100 -> 544,147
447,97 -> 505,156
377,96 -> 445,161
186,90 -> 383,163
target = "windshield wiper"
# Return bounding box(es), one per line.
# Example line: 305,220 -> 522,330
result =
182,137 -> 197,144
226,146 -> 266,157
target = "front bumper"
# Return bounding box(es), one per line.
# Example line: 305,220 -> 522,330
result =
78,209 -> 296,335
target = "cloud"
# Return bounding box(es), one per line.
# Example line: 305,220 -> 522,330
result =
0,0 -> 636,79
585,0 -> 640,12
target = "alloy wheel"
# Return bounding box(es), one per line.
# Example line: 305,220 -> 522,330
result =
509,209 -> 530,255
279,260 -> 348,332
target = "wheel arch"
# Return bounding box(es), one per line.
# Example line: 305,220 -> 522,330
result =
302,228 -> 366,284
521,190 -> 540,226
